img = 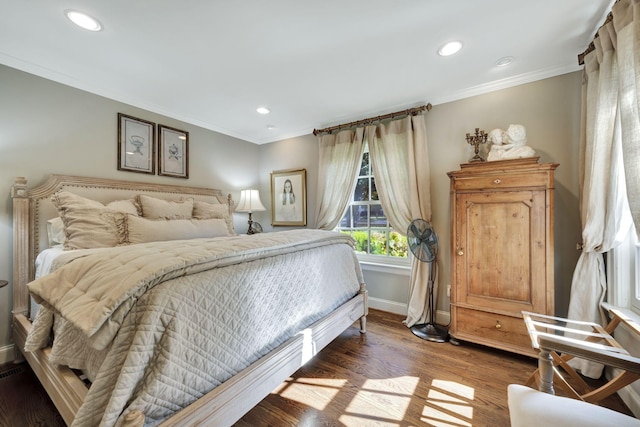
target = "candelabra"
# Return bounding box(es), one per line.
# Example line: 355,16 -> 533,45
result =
465,128 -> 488,163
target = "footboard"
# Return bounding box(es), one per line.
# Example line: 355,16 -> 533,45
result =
160,286 -> 367,426
14,289 -> 366,427
12,314 -> 88,425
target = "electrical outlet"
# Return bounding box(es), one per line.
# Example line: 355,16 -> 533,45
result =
447,285 -> 451,297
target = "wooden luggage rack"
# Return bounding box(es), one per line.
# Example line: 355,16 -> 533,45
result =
523,308 -> 640,403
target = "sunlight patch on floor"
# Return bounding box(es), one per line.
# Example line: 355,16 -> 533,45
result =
275,377 -> 347,411
338,376 -> 419,426
273,374 -> 478,426
422,379 -> 474,426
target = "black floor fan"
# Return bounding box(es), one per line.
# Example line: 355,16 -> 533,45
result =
407,219 -> 449,342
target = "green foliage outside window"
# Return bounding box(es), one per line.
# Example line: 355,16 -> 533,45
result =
341,230 -> 408,258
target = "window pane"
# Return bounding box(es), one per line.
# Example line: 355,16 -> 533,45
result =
370,204 -> 386,227
354,205 -> 369,228
371,177 -> 378,201
353,178 -> 369,202
370,231 -> 387,255
339,207 -> 352,228
359,152 -> 369,176
351,229 -> 369,253
389,231 -> 408,258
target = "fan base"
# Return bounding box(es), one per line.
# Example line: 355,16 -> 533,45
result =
410,323 -> 449,343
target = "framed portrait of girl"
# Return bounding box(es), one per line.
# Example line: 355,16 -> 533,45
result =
270,168 -> 306,226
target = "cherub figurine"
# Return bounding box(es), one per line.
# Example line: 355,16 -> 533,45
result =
487,124 -> 536,161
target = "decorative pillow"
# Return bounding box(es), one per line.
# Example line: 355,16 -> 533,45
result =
51,191 -> 133,250
106,199 -> 141,216
46,217 -> 66,246
138,194 -> 194,220
193,200 -> 235,235
126,215 -> 230,244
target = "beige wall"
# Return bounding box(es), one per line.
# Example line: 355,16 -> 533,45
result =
260,71 -> 584,321
0,65 -> 260,361
426,71 -> 583,319
0,64 -> 583,362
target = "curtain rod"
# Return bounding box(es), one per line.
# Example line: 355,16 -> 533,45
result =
578,8 -> 615,65
312,103 -> 432,136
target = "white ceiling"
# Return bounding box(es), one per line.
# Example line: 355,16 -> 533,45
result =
0,1 -> 613,144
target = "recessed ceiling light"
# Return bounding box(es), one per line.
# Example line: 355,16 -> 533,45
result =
266,125 -> 276,130
496,56 -> 514,67
256,107 -> 270,114
65,10 -> 102,32
437,41 -> 463,57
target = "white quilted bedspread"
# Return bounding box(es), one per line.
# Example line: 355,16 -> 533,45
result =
25,229 -> 363,427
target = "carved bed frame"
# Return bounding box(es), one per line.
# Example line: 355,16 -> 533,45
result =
11,174 -> 368,426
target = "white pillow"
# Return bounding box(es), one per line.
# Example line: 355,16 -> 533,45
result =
52,191 -> 134,250
138,194 -> 194,219
46,217 -> 66,246
126,216 -> 230,244
193,200 -> 235,235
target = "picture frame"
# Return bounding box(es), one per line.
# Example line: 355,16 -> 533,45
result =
117,113 -> 156,174
270,168 -> 307,226
158,124 -> 189,179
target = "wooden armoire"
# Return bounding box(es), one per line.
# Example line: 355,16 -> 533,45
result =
448,157 -> 558,357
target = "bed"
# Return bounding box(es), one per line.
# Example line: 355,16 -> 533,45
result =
11,174 -> 368,427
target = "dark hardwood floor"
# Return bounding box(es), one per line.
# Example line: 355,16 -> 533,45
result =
0,309 -> 633,426
0,363 -> 65,427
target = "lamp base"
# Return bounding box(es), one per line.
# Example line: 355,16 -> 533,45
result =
246,212 -> 255,235
410,323 -> 449,343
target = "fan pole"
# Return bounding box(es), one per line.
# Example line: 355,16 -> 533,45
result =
410,261 -> 449,342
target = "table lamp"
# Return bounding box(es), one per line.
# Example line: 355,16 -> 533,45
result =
235,189 -> 266,234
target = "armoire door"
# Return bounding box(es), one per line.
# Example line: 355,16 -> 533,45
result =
454,189 -> 547,315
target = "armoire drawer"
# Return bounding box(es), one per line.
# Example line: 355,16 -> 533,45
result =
453,307 -> 533,354
453,173 -> 549,191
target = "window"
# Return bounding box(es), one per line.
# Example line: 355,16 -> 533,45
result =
632,230 -> 640,312
335,145 -> 408,263
608,224 -> 640,312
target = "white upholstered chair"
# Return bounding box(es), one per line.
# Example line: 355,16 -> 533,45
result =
508,384 -> 640,427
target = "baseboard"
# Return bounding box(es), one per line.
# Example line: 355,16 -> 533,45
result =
368,297 -> 406,315
0,344 -> 15,365
613,381 -> 640,418
367,297 -> 451,326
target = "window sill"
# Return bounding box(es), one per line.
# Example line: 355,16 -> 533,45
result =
358,259 -> 411,276
602,302 -> 640,325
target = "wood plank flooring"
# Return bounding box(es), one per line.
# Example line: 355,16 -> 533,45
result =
0,363 -> 65,426
0,309 -> 633,426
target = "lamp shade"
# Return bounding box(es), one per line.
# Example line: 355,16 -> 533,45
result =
235,189 -> 266,213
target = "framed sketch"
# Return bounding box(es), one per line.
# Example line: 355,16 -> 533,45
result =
158,124 -> 189,179
271,168 -> 306,226
117,113 -> 156,174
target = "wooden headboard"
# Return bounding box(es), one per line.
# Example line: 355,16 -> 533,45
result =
11,174 -> 233,318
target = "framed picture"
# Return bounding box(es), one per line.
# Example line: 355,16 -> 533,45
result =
117,113 -> 156,174
271,168 -> 307,226
158,124 -> 189,179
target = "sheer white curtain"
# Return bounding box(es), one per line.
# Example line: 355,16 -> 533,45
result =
615,0 -> 640,236
567,10 -> 634,378
314,128 -> 365,230
314,115 -> 433,327
367,115 -> 433,326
